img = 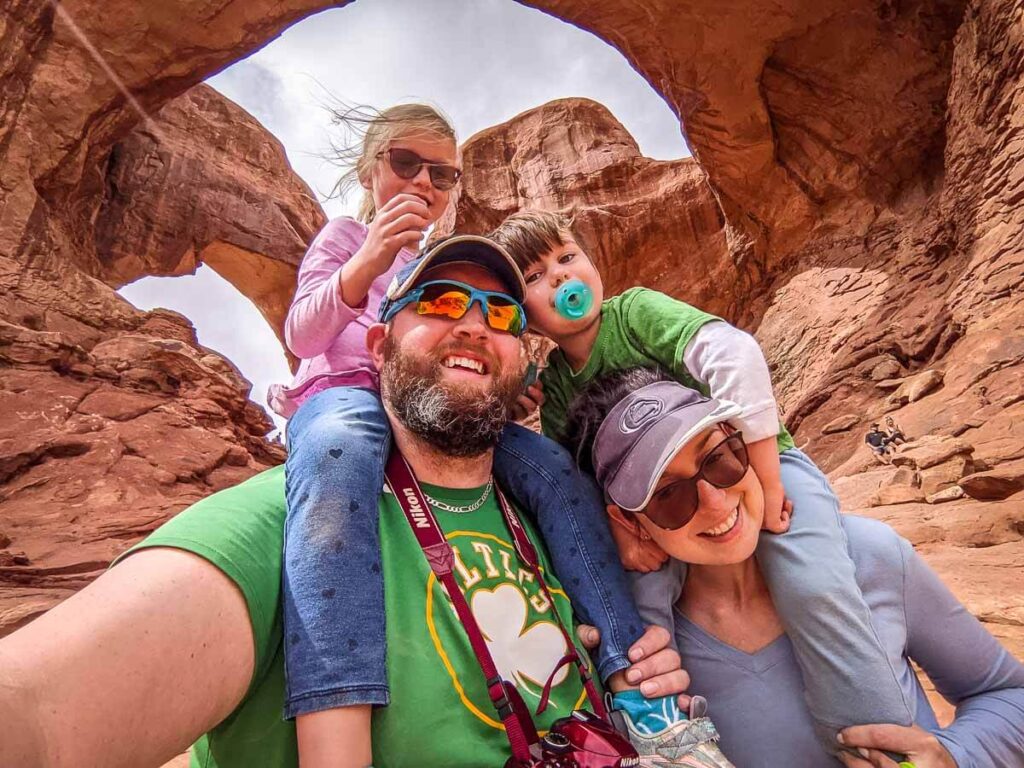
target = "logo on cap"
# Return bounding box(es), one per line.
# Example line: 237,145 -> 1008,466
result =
619,397 -> 664,434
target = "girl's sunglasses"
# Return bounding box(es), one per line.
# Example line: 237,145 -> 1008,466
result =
378,147 -> 462,191
382,280 -> 527,337
639,432 -> 749,530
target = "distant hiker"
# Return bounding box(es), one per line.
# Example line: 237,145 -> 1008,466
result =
885,415 -> 907,446
866,423 -> 892,462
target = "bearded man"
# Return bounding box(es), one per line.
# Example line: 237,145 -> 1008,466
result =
0,236 -> 683,768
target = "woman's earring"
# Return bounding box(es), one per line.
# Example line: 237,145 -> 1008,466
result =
634,520 -> 651,541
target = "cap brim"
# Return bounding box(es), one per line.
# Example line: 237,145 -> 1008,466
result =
388,235 -> 526,303
606,400 -> 743,512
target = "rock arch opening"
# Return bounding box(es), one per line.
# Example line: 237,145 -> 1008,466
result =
115,0 -> 693,426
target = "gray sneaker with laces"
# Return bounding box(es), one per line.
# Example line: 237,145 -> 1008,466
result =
617,697 -> 735,768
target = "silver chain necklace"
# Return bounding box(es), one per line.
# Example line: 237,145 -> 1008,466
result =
423,478 -> 494,514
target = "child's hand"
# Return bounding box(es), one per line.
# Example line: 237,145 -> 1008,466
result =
745,437 -> 791,534
608,507 -> 669,572
512,381 -> 544,421
761,482 -> 792,534
362,193 -> 431,269
578,624 -> 691,707
340,194 -> 431,308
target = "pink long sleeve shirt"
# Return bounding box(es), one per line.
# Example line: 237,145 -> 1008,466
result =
268,217 -> 417,418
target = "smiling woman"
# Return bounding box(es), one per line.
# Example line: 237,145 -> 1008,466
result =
564,367 -> 1024,768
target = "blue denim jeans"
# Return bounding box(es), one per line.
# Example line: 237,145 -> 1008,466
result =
282,386 -> 642,718
630,449 -> 914,750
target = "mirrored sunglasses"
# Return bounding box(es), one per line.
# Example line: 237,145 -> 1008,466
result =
384,280 -> 527,336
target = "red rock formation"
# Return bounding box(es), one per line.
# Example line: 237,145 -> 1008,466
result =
94,85 -> 324,344
445,2 -> 1024,676
442,99 -> 732,316
0,79 -> 324,635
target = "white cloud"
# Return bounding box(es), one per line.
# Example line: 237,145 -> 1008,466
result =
120,0 -> 688,433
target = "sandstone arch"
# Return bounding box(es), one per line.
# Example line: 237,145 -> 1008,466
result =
2,0 -> 966,293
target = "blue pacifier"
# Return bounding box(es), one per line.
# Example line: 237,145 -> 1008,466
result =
554,279 -> 594,320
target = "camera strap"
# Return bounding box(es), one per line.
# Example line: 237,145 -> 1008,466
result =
384,448 -> 607,762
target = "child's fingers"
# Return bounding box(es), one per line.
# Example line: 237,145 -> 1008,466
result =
761,494 -> 789,534
400,230 -> 425,248
375,202 -> 430,235
514,394 -> 539,418
526,383 -> 545,406
378,193 -> 430,215
638,540 -> 667,571
383,212 -> 429,237
576,624 -> 600,649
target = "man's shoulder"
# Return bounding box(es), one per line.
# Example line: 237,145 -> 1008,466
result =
118,465 -> 289,678
181,464 -> 287,520
122,464 -> 287,590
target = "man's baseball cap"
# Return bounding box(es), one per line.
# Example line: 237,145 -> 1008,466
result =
377,235 -> 527,322
592,381 -> 742,511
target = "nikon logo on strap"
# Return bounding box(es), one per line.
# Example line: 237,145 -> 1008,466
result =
403,488 -> 429,528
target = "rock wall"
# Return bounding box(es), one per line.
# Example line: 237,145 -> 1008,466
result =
0,79 -> 323,635
441,98 -> 732,315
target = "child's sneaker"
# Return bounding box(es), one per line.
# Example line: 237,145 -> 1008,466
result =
610,692 -> 734,768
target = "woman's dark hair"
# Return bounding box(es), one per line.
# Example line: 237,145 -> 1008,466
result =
564,367 -> 673,474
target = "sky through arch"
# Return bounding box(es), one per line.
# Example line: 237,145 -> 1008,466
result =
118,0 -> 690,431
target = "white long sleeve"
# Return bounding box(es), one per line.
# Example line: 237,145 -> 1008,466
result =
681,321 -> 781,442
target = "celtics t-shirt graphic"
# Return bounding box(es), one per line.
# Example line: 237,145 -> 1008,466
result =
373,481 -> 594,766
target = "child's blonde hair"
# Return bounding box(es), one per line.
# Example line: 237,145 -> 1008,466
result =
489,210 -> 577,272
328,103 -> 457,223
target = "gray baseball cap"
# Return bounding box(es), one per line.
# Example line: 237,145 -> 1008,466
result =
592,382 -> 742,511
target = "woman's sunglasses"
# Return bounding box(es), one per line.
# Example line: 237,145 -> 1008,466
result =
377,147 -> 462,191
639,432 -> 749,531
381,280 -> 527,337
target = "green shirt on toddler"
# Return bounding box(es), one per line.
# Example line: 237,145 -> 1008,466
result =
539,287 -> 795,452
117,464 -> 594,768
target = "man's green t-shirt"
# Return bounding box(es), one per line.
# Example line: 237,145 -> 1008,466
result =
539,287 -> 795,452
122,465 -> 594,768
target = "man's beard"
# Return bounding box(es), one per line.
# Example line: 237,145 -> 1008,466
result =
380,335 -> 524,458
